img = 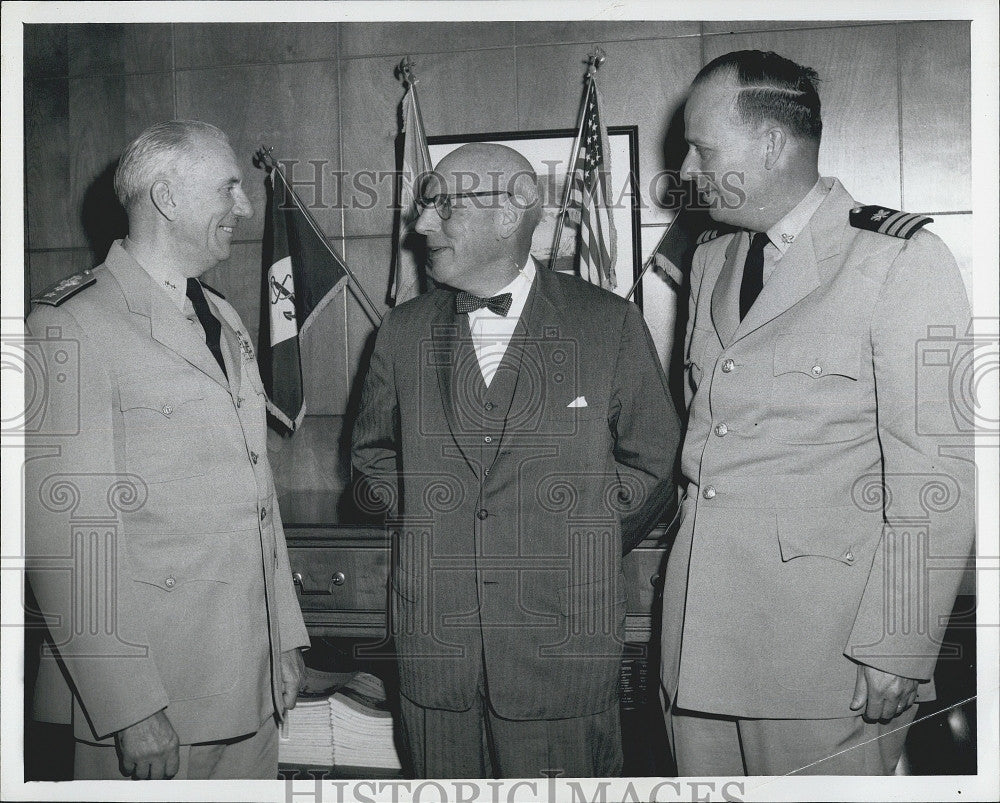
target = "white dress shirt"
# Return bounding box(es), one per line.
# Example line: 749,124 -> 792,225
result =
466,258 -> 537,387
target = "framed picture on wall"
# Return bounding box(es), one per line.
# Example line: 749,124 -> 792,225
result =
427,126 -> 643,308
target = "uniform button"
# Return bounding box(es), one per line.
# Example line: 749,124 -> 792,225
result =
164,576 -> 176,589
476,508 -> 489,520
485,402 -> 494,411
714,423 -> 729,437
236,397 -> 243,408
844,550 -> 855,563
483,435 -> 493,444
811,364 -> 823,376
260,507 -> 267,521
702,486 -> 717,500
161,404 -> 173,415
250,451 -> 259,464
721,359 -> 735,373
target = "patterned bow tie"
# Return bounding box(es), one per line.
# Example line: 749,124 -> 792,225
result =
455,291 -> 513,316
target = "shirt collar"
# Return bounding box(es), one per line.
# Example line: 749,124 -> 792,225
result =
122,238 -> 193,314
764,177 -> 831,255
468,257 -> 536,321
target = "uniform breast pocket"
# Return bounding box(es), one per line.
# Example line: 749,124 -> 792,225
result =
771,334 -> 864,444
119,377 -> 210,483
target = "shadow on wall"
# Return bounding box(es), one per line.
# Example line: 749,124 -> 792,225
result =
81,159 -> 128,265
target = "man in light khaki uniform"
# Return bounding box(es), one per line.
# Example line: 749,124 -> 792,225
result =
25,120 -> 309,780
660,51 -> 974,775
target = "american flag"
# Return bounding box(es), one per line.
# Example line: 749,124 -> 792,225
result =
568,79 -> 618,289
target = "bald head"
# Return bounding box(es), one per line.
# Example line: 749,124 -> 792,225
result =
415,142 -> 541,295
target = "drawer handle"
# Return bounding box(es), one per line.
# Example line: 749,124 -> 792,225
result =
291,570 -> 346,595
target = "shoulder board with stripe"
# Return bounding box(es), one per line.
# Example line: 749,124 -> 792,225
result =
198,279 -> 226,299
696,229 -> 724,245
32,270 -> 97,306
849,205 -> 933,240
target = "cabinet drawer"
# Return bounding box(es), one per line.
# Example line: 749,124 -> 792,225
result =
288,547 -> 388,612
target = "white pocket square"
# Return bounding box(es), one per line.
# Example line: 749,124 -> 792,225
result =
567,396 -> 588,408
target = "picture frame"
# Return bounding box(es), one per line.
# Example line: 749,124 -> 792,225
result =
427,126 -> 643,308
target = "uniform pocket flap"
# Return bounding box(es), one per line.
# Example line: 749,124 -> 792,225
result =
119,378 -> 205,414
776,510 -> 861,566
773,334 -> 860,380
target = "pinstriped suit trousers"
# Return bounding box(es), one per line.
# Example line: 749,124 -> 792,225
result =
399,693 -> 623,779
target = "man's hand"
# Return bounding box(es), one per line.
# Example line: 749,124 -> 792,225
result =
280,648 -> 306,712
115,710 -> 179,780
850,663 -> 919,723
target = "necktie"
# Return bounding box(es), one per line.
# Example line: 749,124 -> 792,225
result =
739,232 -> 769,321
186,278 -> 228,379
455,291 -> 513,317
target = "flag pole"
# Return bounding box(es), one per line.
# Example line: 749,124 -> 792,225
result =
624,212 -> 683,302
548,48 -> 606,271
255,146 -> 383,326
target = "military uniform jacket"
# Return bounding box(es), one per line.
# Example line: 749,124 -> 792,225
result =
660,178 -> 975,719
352,267 -> 680,718
25,241 -> 309,745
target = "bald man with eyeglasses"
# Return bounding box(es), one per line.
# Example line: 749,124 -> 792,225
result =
352,143 -> 680,778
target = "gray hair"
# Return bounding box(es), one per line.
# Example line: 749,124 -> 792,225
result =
114,120 -> 230,210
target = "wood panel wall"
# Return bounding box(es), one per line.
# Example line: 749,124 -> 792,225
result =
22,21 -> 972,503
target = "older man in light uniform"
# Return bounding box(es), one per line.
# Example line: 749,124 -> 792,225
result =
25,120 -> 308,780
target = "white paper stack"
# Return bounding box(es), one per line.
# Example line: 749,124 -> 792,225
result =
279,672 -> 401,771
278,698 -> 336,766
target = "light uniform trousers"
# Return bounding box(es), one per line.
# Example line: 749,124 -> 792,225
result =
665,702 -> 918,776
73,717 -> 278,781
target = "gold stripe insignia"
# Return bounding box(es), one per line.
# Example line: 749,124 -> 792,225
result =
32,270 -> 97,306
850,205 -> 933,240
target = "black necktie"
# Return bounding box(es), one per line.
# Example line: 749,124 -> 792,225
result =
739,232 -> 769,321
455,291 -> 513,317
186,278 -> 228,379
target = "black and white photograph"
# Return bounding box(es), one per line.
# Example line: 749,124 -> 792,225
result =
1,2 -> 997,802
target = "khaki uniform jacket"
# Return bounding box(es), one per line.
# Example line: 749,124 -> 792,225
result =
660,178 -> 975,719
25,241 -> 309,745
353,266 -> 681,718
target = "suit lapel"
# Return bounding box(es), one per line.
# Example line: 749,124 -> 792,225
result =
432,292 -> 480,476
709,236 -> 743,348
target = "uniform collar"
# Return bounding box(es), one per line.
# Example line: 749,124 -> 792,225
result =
121,237 -> 193,315
764,177 -> 831,255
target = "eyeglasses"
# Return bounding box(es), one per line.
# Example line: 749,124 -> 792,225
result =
416,190 -> 511,221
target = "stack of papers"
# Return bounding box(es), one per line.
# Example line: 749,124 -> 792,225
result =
279,672 -> 401,771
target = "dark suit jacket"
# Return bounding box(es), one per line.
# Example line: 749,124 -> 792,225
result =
353,265 -> 680,718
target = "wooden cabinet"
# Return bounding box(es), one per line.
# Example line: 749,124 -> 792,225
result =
286,524 -> 672,643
